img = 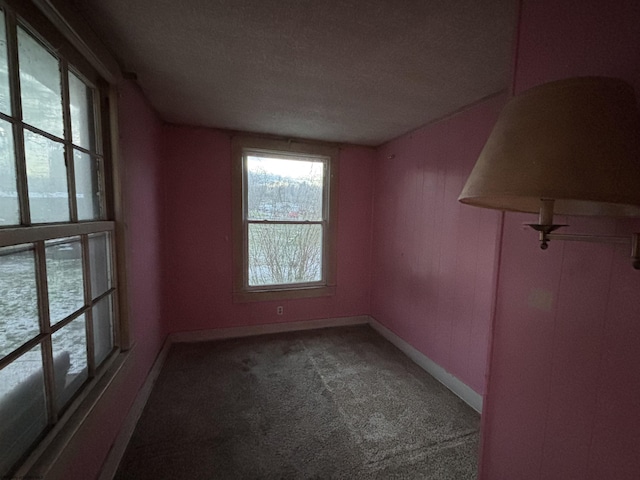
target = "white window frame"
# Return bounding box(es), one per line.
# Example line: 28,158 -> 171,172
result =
0,0 -> 130,477
232,136 -> 339,302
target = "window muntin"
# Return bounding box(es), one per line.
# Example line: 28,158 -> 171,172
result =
0,4 -> 119,477
233,137 -> 338,302
0,117 -> 19,225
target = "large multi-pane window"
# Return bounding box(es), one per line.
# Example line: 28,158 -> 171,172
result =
0,3 -> 118,477
233,137 -> 338,302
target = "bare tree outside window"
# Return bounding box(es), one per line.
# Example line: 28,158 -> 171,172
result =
246,155 -> 325,287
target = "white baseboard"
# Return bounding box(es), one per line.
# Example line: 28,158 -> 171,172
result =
169,315 -> 370,343
98,337 -> 172,480
368,316 -> 483,413
99,313 -> 480,479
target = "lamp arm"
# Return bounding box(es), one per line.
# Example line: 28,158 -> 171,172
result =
526,200 -> 640,269
543,231 -> 640,269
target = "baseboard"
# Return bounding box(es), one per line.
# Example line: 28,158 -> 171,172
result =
368,316 -> 483,413
98,337 -> 173,480
99,313 -> 479,479
169,315 -> 370,343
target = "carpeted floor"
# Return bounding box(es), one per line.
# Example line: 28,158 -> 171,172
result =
114,325 -> 480,479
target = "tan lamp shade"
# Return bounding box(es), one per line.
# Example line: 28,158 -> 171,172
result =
459,77 -> 640,217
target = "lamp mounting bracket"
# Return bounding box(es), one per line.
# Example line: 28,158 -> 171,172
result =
526,223 -> 567,250
525,223 -> 640,269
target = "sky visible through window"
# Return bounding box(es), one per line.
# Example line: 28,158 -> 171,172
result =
247,155 -> 323,180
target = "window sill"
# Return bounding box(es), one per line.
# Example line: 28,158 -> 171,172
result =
233,285 -> 336,303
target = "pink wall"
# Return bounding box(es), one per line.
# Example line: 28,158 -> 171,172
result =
160,126 -> 374,332
481,1 -> 640,478
42,2 -> 640,478
370,96 -> 505,395
47,81 -> 168,480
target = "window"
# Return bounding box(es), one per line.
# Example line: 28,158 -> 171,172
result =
0,2 -> 121,477
233,137 -> 338,302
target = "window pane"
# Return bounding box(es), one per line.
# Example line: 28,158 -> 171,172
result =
248,223 -> 323,286
69,73 -> 95,150
92,295 -> 113,367
18,27 -> 63,138
24,130 -> 69,223
0,10 -> 10,115
89,232 -> 111,299
0,119 -> 19,225
46,237 -> 84,324
0,245 -> 39,359
247,155 -> 324,221
0,344 -> 48,477
51,314 -> 88,411
74,151 -> 101,220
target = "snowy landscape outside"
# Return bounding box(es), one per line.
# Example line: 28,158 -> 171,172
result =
0,242 -> 88,400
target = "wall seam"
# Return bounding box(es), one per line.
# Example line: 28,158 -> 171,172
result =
477,210 -> 505,479
367,147 -> 379,315
537,238 -> 567,478
585,242 -> 617,477
478,0 -> 523,476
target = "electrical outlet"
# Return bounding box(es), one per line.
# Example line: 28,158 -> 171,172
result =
277,306 -> 283,315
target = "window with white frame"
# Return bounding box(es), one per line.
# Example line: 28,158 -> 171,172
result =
0,2 -> 120,476
232,137 -> 338,302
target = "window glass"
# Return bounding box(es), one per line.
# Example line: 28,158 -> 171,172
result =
0,4 -> 118,476
17,27 -> 63,138
74,150 -> 101,220
88,232 -> 111,299
234,140 -> 337,301
68,72 -> 95,150
244,152 -> 327,289
46,237 -> 84,324
248,223 -> 323,286
0,119 -> 19,225
92,295 -> 113,367
24,130 -> 69,223
246,155 -> 324,221
51,314 -> 88,411
0,10 -> 11,115
0,344 -> 48,476
0,245 -> 39,359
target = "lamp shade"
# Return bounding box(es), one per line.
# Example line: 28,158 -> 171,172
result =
459,77 -> 640,217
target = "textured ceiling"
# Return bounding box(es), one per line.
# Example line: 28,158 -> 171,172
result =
71,0 -> 516,146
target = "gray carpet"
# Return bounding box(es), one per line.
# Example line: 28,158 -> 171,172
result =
114,325 -> 480,479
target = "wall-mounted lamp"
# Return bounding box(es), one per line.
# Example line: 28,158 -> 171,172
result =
458,77 -> 640,268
